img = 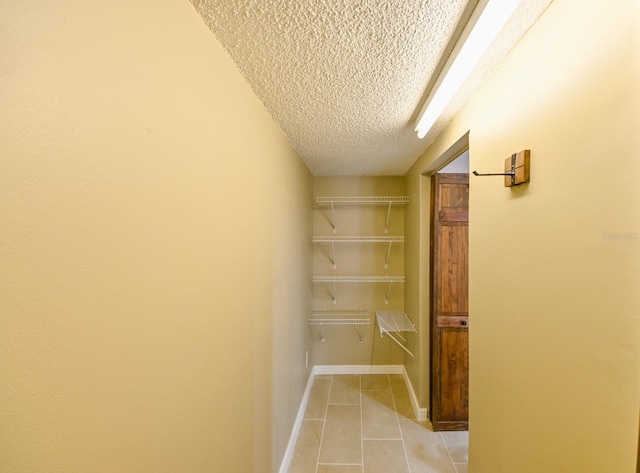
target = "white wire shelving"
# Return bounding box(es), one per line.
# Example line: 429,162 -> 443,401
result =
312,236 -> 405,243
313,275 -> 405,282
309,311 -> 371,325
376,311 -> 417,358
311,196 -> 409,345
313,275 -> 405,305
309,311 -> 370,343
315,196 -> 409,234
312,235 -> 405,269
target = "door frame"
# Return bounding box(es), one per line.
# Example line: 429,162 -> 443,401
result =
420,134 -> 470,429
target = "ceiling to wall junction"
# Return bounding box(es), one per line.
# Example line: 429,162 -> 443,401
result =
191,0 -> 552,176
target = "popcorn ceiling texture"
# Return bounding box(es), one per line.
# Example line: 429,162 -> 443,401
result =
191,0 -> 552,175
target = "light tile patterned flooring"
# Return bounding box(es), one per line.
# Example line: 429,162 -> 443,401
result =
288,374 -> 468,473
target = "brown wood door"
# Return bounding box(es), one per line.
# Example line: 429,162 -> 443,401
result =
430,173 -> 469,431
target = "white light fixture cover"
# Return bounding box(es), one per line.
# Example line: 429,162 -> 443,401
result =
415,0 -> 523,139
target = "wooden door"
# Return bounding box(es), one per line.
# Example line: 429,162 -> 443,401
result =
430,173 -> 469,431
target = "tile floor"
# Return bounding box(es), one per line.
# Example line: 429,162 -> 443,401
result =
288,374 -> 468,473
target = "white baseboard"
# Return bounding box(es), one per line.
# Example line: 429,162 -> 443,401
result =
278,364 -> 428,473
401,367 -> 428,422
277,370 -> 315,473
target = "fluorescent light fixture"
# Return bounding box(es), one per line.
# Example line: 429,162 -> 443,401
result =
415,0 -> 522,139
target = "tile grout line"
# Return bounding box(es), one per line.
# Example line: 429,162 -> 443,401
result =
389,374 -> 412,473
317,463 -> 363,466
308,373 -> 468,473
359,375 -> 364,473
313,375 -> 332,473
439,431 -> 459,473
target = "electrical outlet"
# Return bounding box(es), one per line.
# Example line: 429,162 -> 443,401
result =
305,350 -> 309,369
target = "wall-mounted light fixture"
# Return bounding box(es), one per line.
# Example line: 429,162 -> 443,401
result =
415,0 -> 523,139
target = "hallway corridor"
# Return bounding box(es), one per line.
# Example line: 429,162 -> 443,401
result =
288,374 -> 468,473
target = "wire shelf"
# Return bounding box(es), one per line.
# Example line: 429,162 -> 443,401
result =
309,311 -> 371,325
376,311 -> 417,358
313,275 -> 405,283
315,196 -> 408,234
312,236 -> 404,269
316,196 -> 409,205
312,236 -> 404,243
376,311 -> 417,334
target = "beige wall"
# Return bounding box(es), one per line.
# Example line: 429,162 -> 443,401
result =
0,1 -> 312,472
406,0 -> 639,471
312,177 -> 407,365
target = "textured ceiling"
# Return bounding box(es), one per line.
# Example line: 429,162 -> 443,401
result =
191,0 -> 552,175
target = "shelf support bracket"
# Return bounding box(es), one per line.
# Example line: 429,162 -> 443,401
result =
354,325 -> 364,342
384,201 -> 392,234
330,240 -> 336,268
375,311 -> 416,357
380,329 -> 415,357
330,201 -> 337,233
332,281 -> 337,304
384,241 -> 393,269
385,281 -> 393,304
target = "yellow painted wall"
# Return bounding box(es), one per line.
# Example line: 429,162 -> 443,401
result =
406,0 -> 639,471
0,1 -> 312,472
